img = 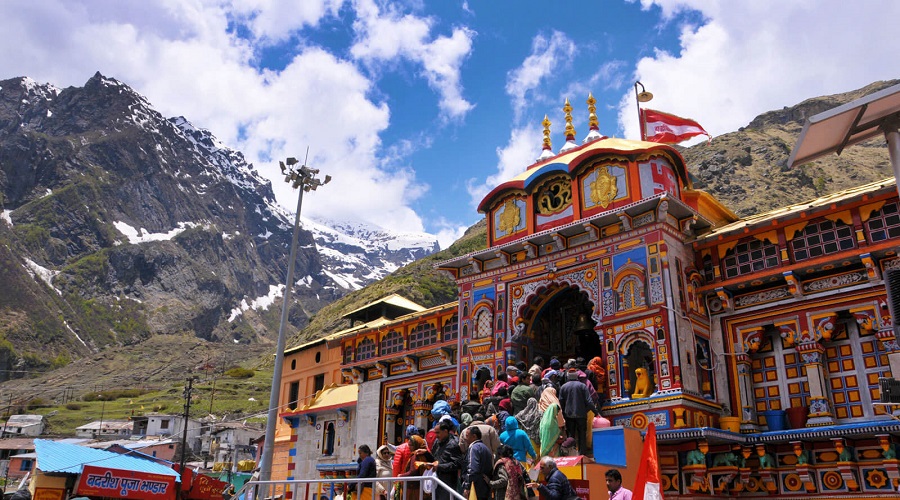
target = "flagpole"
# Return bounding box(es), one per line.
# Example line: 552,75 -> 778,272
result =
635,81 -> 653,141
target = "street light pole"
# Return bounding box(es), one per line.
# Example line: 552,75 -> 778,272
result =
259,154 -> 330,482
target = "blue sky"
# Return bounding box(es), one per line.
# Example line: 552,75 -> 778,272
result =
1,1 -> 898,248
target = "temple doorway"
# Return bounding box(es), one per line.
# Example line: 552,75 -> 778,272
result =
526,286 -> 601,365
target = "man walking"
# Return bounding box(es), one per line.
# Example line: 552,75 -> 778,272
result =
428,420 -> 464,500
558,368 -> 598,457
463,426 -> 494,500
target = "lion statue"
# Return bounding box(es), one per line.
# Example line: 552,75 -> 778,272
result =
632,367 -> 652,398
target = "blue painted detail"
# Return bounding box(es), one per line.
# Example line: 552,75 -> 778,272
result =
289,448 -> 297,456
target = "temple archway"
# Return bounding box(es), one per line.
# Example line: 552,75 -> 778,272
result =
522,285 -> 601,364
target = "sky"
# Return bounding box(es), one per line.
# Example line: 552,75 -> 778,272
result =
1,1 -> 898,249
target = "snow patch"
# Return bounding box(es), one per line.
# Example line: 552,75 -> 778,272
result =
63,321 -> 87,347
227,284 -> 285,322
1,210 -> 12,226
23,258 -> 61,294
114,220 -> 202,244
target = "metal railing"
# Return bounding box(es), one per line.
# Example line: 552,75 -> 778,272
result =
232,475 -> 467,500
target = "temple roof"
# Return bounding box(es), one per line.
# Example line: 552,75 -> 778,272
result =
478,136 -> 689,213
693,177 -> 897,243
281,383 -> 358,417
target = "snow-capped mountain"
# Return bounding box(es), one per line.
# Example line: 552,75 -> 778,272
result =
0,72 -> 440,376
305,217 -> 440,290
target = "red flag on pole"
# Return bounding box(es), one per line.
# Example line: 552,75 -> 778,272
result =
642,108 -> 710,144
632,423 -> 662,500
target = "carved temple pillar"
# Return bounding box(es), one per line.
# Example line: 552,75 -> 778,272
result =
735,353 -> 758,432
413,399 -> 433,431
384,407 -> 399,446
798,341 -> 834,426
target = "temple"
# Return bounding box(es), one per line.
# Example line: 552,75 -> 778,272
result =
276,95 -> 900,497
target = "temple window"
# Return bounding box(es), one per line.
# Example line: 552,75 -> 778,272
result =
380,330 -> 404,355
789,219 -> 855,261
825,318 -> 891,421
865,201 -> 900,242
409,321 -> 438,349
322,421 -> 336,455
474,309 -> 493,339
701,254 -> 714,283
442,314 -> 459,342
749,327 -> 809,413
695,338 -> 714,399
356,338 -> 375,362
624,340 -> 655,398
616,275 -> 646,311
722,238 -> 780,279
343,344 -> 354,364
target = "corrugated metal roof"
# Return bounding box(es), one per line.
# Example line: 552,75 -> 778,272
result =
33,439 -> 180,478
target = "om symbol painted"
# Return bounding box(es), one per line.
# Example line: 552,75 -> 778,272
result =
536,179 -> 572,214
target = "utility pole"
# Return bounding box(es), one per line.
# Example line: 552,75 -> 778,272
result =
259,153 -> 331,481
180,378 -> 194,474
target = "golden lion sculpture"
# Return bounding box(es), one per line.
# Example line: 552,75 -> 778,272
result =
632,367 -> 652,398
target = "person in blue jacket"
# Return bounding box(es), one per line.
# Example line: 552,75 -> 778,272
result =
499,415 -> 536,463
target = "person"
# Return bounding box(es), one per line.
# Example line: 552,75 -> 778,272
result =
490,444 -> 527,500
374,445 -> 395,500
392,425 -> 420,478
526,457 -> 577,500
510,376 -> 536,415
463,426 -> 494,500
605,469 -> 632,500
538,387 -> 565,456
528,356 -> 545,380
492,372 -> 509,396
350,445 -> 377,500
399,436 -> 432,500
428,420 -> 464,500
499,416 -> 536,464
459,416 -> 501,457
558,368 -> 598,457
514,398 -> 542,449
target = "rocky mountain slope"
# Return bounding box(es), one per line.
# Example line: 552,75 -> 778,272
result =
0,73 -> 437,382
684,80 -> 897,216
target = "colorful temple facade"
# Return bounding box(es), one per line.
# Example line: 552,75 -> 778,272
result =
279,97 -> 900,498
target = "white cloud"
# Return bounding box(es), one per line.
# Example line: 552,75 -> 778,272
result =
350,0 -> 475,120
229,0 -> 344,43
617,1 -> 900,140
431,217 -> 470,250
0,0 -> 439,236
467,125 -> 542,210
505,31 -> 576,121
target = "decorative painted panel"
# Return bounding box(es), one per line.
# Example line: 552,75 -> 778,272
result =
581,164 -> 627,211
638,158 -> 678,198
492,197 -> 527,242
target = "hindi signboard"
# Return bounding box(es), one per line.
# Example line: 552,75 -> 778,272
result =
76,465 -> 176,500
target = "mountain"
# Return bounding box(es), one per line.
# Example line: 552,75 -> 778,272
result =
304,216 -> 439,291
0,73 -> 438,382
683,80 -> 897,216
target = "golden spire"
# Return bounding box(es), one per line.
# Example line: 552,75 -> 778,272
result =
587,93 -> 599,131
563,98 -> 575,140
542,114 -> 552,151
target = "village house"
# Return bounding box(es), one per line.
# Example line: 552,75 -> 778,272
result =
1,415 -> 45,437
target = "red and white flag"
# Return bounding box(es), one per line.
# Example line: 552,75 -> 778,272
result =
632,423 -> 662,500
642,108 -> 710,144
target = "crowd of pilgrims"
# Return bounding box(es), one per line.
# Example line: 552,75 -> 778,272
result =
350,356 -> 608,500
